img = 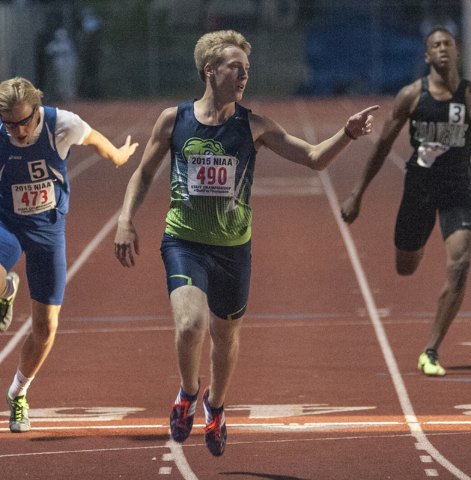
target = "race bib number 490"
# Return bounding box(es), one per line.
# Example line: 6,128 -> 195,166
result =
187,155 -> 236,196
12,180 -> 56,215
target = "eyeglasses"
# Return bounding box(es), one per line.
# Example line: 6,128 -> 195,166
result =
1,107 -> 37,129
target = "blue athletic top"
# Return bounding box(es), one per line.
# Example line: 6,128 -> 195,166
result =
166,100 -> 257,246
0,106 -> 70,227
408,77 -> 471,170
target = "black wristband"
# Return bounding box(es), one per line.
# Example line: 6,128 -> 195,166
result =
344,126 -> 357,140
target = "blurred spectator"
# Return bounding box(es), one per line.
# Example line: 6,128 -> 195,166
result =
78,7 -> 101,99
45,28 -> 77,102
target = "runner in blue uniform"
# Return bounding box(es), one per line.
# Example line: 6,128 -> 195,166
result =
0,77 -> 138,433
341,27 -> 471,376
114,30 -> 378,456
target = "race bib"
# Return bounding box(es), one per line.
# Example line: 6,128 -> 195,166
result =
187,155 -> 236,196
11,180 -> 56,215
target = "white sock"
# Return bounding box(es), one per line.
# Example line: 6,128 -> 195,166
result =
8,368 -> 34,399
1,275 -> 15,300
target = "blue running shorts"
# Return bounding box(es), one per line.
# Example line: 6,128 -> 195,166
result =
160,233 -> 251,320
0,216 -> 67,305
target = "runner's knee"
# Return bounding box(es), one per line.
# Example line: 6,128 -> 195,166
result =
395,248 -> 423,276
209,316 -> 242,347
31,317 -> 58,343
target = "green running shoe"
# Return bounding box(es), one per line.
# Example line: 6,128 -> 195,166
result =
418,348 -> 446,376
6,390 -> 30,433
0,272 -> 20,332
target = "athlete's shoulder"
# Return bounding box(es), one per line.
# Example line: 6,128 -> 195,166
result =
248,111 -> 275,130
54,107 -> 89,130
147,106 -> 179,146
391,78 -> 422,118
53,107 -> 90,147
159,106 -> 179,122
248,111 -> 275,139
154,106 -> 178,130
397,78 -> 422,103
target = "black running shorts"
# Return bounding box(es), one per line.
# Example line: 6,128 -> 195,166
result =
395,165 -> 471,251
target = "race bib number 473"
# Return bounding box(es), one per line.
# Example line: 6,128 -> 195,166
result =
187,155 -> 236,196
12,180 -> 56,215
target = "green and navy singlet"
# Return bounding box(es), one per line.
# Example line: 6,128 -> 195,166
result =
166,100 -> 257,246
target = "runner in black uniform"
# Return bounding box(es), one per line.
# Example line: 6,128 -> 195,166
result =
114,30 -> 378,456
341,27 -> 471,376
396,76 -> 471,252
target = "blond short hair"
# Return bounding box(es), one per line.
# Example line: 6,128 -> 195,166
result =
194,30 -> 251,82
0,77 -> 43,113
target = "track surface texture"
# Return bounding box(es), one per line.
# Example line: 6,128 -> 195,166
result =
1,98 -> 471,479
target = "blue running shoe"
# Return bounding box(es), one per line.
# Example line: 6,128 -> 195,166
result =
202,387 -> 227,457
170,387 -> 198,442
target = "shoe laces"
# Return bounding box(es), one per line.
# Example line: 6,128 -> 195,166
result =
172,399 -> 192,426
425,348 -> 439,365
204,412 -> 223,439
12,396 -> 29,421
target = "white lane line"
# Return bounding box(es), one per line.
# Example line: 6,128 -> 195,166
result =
0,151 -> 168,366
0,211 -> 120,367
0,151 -> 201,477
165,441 -> 199,480
0,444 -> 169,459
2,418 -> 471,431
1,430 -> 469,461
0,317 -> 31,366
295,100 -> 470,480
0,125 -> 140,366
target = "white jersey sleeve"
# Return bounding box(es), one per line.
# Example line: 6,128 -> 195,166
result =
55,108 -> 92,160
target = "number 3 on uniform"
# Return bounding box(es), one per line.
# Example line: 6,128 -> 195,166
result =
28,160 -> 48,181
449,103 -> 465,125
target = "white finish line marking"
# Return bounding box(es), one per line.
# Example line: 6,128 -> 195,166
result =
0,406 -> 145,422
227,404 -> 376,418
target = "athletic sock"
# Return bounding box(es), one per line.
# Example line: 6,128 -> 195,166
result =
178,388 -> 198,402
8,368 -> 34,399
1,275 -> 15,300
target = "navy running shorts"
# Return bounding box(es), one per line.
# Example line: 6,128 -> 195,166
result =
395,165 -> 471,251
0,216 -> 67,305
160,233 -> 251,320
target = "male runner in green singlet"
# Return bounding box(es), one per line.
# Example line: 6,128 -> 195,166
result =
341,27 -> 471,377
115,29 -> 378,456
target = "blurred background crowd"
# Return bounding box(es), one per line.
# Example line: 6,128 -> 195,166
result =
0,0 -> 465,102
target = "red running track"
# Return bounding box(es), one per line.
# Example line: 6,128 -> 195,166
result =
1,98 -> 471,479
